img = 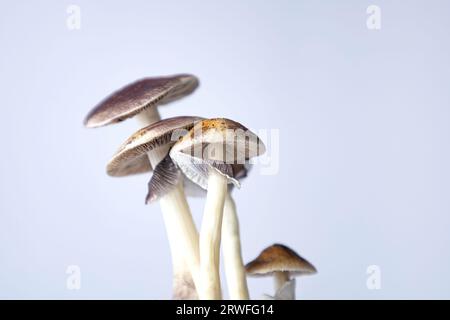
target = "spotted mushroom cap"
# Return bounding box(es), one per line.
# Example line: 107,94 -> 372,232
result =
169,118 -> 265,190
84,74 -> 199,128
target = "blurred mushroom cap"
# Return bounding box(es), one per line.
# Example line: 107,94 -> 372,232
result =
246,244 -> 317,276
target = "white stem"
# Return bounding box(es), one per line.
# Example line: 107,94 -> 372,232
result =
161,207 -> 196,299
274,271 -> 290,292
159,183 -> 200,288
136,107 -> 200,298
198,169 -> 228,300
222,193 -> 249,300
135,107 -> 162,127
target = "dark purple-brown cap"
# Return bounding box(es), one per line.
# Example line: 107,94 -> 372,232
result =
107,116 -> 203,177
84,74 -> 199,128
245,244 -> 317,276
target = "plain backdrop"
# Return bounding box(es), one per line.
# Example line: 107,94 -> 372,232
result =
1,0 -> 450,299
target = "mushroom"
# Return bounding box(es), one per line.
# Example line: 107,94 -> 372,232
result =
245,244 -> 317,300
168,118 -> 265,300
106,116 -> 203,299
84,75 -> 200,299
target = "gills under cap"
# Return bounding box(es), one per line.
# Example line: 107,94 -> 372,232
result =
107,116 -> 203,177
84,74 -> 199,128
147,159 -> 251,203
245,244 -> 317,276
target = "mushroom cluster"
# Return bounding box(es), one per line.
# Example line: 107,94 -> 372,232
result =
84,74 -> 317,300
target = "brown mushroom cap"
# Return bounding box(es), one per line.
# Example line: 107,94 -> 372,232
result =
84,74 -> 199,128
107,116 -> 203,177
173,118 -> 265,161
245,244 -> 317,276
169,118 -> 265,190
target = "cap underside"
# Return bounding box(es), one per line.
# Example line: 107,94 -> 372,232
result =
84,74 -> 199,128
246,244 -> 317,276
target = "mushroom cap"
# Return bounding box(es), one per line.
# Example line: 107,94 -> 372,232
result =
169,118 -> 265,189
107,116 -> 203,177
171,118 -> 265,162
245,244 -> 317,276
84,74 -> 199,128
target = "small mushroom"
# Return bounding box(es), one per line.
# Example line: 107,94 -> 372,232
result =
245,244 -> 317,300
107,116 -> 203,299
169,118 -> 265,300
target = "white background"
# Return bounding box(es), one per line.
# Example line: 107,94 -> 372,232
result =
1,0 -> 449,299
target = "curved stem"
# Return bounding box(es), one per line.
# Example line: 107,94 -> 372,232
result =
222,193 -> 249,299
199,169 -> 227,299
